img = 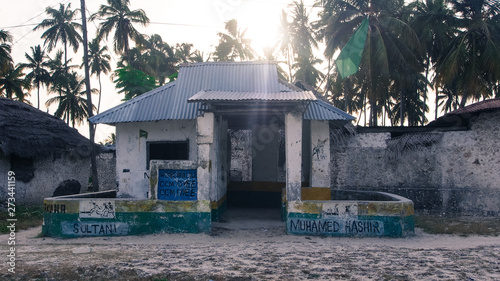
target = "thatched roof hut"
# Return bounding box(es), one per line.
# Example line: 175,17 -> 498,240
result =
0,97 -> 91,159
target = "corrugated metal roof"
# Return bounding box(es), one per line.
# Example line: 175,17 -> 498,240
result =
188,90 -> 316,102
88,82 -> 200,124
90,62 -> 355,124
304,99 -> 356,121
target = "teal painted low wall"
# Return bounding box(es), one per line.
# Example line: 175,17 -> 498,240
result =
42,192 -> 211,238
211,196 -> 227,222
286,191 -> 415,237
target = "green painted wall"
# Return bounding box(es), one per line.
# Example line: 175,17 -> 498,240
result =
286,196 -> 415,237
42,199 -> 211,238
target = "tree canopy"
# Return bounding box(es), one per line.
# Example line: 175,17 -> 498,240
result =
2,0 -> 500,129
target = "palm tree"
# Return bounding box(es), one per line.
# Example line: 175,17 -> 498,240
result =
20,45 -> 51,109
47,50 -> 75,97
407,0 -> 456,119
34,3 -> 82,70
86,38 -> 111,114
326,72 -> 365,118
90,0 -> 149,61
435,0 -> 500,108
278,10 -> 294,81
175,43 -> 194,64
315,0 -> 424,126
0,30 -> 13,76
188,50 -> 209,63
214,19 -> 255,61
138,34 -> 177,85
293,56 -> 324,88
46,72 -> 96,127
288,1 -> 322,87
290,1 -> 318,60
0,65 -> 29,102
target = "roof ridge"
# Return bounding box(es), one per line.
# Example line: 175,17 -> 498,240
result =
179,61 -> 278,68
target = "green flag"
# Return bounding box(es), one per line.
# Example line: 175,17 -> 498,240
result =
335,17 -> 369,79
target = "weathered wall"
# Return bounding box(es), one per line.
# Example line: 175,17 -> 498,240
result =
97,151 -> 116,190
43,197 -> 211,237
115,120 -> 197,199
229,130 -> 252,181
210,115 -> 228,204
331,111 -> 500,216
252,124 -> 280,181
0,152 -> 90,205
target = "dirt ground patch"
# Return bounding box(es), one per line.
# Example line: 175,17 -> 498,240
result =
1,209 -> 499,280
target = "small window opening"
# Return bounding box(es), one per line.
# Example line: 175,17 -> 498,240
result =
147,141 -> 189,169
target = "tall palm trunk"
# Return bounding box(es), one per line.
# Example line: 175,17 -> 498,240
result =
435,83 -> 439,119
36,80 -> 40,109
400,90 -> 404,126
97,74 -> 102,114
81,0 -> 99,192
64,41 -> 68,71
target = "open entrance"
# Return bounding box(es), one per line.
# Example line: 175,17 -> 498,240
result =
220,114 -> 310,224
226,115 -> 284,212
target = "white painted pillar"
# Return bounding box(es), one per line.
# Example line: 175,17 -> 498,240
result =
197,112 -> 214,201
285,111 -> 302,202
310,120 -> 331,187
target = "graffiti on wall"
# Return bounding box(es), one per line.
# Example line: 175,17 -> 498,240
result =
79,201 -> 115,218
288,218 -> 384,235
62,222 -> 129,236
312,138 -> 328,160
158,169 -> 198,200
44,203 -> 66,213
322,202 -> 358,218
289,202 -> 385,236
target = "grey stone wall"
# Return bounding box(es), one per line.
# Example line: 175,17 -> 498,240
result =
331,111 -> 500,216
0,150 -> 117,205
97,151 -> 117,191
0,152 -> 91,205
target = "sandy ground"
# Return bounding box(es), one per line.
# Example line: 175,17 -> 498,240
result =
1,208 -> 500,281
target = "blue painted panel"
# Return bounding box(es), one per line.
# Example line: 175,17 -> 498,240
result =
158,169 -> 197,201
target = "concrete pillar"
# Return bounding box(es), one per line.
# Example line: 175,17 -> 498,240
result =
310,120 -> 331,187
197,112 -> 214,201
285,111 -> 302,202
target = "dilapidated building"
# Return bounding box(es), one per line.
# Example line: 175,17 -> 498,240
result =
0,97 -> 115,204
90,62 -> 355,219
331,98 -> 500,216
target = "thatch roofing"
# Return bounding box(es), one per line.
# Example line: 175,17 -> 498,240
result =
0,97 -> 91,159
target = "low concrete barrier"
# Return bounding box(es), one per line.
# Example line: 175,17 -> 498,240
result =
42,191 -> 211,238
284,189 -> 414,237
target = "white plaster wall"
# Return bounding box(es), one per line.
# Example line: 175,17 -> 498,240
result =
0,153 -> 90,205
197,113 -> 214,201
210,116 -> 229,202
310,120 -> 330,187
285,112 -> 302,201
115,120 -> 197,199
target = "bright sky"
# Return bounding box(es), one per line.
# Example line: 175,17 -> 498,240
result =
0,0 -> 318,142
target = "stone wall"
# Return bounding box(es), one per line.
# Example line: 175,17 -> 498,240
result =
97,151 -> 116,191
331,110 -> 500,216
0,152 -> 90,205
0,149 -> 117,205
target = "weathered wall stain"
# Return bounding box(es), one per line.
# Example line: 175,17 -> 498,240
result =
331,111 -> 500,216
